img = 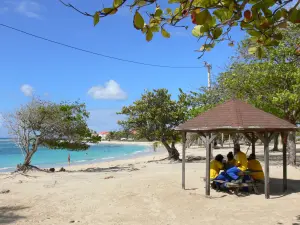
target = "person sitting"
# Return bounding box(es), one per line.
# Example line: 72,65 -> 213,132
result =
226,143 -> 248,182
210,154 -> 224,180
225,151 -> 236,170
247,153 -> 264,180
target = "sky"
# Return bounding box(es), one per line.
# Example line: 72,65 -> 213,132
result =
0,0 -> 246,137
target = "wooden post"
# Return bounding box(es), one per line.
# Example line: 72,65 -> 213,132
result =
221,133 -> 224,147
264,132 -> 270,199
281,132 -> 287,192
182,132 -> 187,190
252,132 -> 256,155
206,133 -> 211,196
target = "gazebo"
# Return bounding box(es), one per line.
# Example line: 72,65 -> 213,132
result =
175,99 -> 298,199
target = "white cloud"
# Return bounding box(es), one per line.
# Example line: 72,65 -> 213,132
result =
15,0 -> 41,18
1,1 -> 43,18
20,84 -> 34,97
88,80 -> 127,100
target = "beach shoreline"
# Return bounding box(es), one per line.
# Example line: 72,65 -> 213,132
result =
0,141 -> 162,173
1,144 -> 300,225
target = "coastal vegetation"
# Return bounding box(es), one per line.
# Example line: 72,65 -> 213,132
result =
60,0 -> 300,58
118,89 -> 189,160
185,24 -> 300,165
3,98 -> 101,171
117,24 -> 300,164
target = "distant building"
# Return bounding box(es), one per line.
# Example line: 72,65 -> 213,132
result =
98,131 -> 109,140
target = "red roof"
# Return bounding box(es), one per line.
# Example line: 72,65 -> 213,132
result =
99,131 -> 109,135
176,99 -> 297,132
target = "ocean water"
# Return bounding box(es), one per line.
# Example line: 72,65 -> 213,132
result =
0,139 -> 150,172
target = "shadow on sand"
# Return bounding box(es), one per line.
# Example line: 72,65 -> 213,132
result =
0,206 -> 28,224
268,178 -> 300,199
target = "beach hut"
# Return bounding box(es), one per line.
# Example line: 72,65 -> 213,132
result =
175,99 -> 298,199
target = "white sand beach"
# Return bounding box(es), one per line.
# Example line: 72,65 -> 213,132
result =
1,143 -> 300,225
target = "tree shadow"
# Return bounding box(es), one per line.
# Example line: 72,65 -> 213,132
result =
0,206 -> 28,224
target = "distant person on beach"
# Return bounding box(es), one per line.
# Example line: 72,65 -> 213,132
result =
68,154 -> 70,166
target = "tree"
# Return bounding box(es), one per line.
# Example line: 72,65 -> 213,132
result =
4,98 -> 101,171
60,0 -> 300,58
217,24 -> 300,165
118,88 -> 188,160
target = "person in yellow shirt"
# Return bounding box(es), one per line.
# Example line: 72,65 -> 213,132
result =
210,154 -> 224,180
247,154 -> 264,180
225,151 -> 236,170
226,144 -> 247,181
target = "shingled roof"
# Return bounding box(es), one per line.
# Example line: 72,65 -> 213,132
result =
176,99 -> 297,132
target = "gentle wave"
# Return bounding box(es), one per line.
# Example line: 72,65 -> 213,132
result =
102,157 -> 115,160
74,160 -> 87,163
132,151 -> 143,155
0,167 -> 15,171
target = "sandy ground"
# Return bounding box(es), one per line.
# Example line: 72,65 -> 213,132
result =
1,143 -> 300,225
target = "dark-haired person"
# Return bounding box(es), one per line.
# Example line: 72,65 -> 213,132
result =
226,143 -> 247,183
210,154 -> 224,180
225,151 -> 236,170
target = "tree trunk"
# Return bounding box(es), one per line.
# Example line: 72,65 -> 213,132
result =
18,151 -> 35,171
272,133 -> 279,151
18,139 -> 39,172
287,131 -> 296,166
161,140 -> 180,160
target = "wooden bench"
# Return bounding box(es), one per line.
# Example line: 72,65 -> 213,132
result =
212,178 -> 264,195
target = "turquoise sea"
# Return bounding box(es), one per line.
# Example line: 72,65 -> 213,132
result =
0,139 -> 150,172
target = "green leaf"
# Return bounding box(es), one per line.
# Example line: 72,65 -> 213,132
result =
241,21 -> 252,29
133,11 -> 144,30
212,27 -> 222,39
137,0 -> 147,6
113,0 -> 123,8
247,29 -> 261,37
248,46 -> 257,54
193,0 -> 218,7
195,10 -> 212,25
150,25 -> 160,33
93,12 -> 100,26
192,25 -> 204,37
213,8 -> 233,22
146,30 -> 153,42
265,39 -> 279,46
166,8 -> 172,15
200,43 -> 214,51
161,28 -> 170,38
256,46 -> 263,59
155,8 -> 163,17
289,8 -> 300,23
102,8 -> 118,15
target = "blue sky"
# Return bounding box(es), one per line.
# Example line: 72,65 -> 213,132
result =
0,0 -> 246,137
